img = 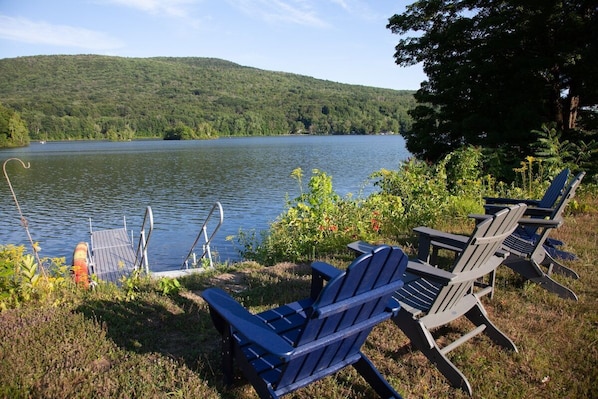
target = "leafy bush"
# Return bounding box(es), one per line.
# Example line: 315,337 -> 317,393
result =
532,123 -> 598,177
373,146 -> 489,231
237,148 -> 491,265
373,159 -> 450,229
487,155 -> 572,203
0,245 -> 71,310
237,168 -> 385,264
157,277 -> 181,296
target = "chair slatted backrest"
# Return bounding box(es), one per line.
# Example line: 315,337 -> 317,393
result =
538,168 -> 570,208
520,168 -> 569,237
548,171 -> 585,220
508,171 -> 585,249
428,204 -> 527,315
277,246 -> 408,389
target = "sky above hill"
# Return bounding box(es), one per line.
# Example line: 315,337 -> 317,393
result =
0,0 -> 425,90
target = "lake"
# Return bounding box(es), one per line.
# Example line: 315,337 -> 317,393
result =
0,135 -> 410,272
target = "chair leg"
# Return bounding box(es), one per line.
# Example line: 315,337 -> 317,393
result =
503,258 -> 578,300
539,252 -> 580,279
353,355 -> 403,399
464,302 -> 517,352
529,275 -> 579,301
221,327 -> 235,386
393,311 -> 473,396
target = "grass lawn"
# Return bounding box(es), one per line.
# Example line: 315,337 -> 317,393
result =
1,194 -> 596,399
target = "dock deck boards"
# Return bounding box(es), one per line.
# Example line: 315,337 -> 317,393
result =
90,228 -> 136,283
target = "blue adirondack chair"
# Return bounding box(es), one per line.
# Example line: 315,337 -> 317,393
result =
202,245 -> 408,399
496,171 -> 585,300
348,204 -> 527,396
484,168 -> 572,257
511,171 -> 584,262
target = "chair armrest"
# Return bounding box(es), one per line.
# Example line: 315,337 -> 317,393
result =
201,288 -> 294,360
469,213 -> 493,222
478,210 -> 560,228
484,204 -> 507,214
521,207 -> 555,217
484,196 -> 541,206
346,240 -> 375,255
485,204 -> 554,218
414,226 -> 469,246
311,261 -> 342,280
414,226 -> 469,261
516,217 -> 562,228
405,260 -> 456,282
310,261 -> 343,299
421,222 -> 508,259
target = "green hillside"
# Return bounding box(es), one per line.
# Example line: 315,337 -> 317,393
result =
0,55 -> 415,140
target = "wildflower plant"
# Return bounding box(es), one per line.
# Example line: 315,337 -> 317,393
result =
0,245 -> 71,310
238,168 -> 383,264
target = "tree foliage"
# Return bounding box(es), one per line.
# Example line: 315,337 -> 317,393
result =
0,55 -> 415,140
0,103 -> 30,148
388,0 -> 598,172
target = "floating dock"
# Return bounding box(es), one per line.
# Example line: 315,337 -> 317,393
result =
89,226 -> 137,284
87,207 -> 153,285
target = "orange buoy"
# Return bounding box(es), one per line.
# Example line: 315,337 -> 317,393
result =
72,242 -> 89,288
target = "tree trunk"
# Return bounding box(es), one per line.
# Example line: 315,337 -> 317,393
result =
567,95 -> 579,130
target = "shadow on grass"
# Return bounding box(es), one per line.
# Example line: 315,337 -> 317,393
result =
75,293 -> 219,372
73,265 -> 314,398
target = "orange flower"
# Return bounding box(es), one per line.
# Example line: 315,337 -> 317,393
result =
371,219 -> 380,232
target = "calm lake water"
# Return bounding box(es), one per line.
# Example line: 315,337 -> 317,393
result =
0,135 -> 409,271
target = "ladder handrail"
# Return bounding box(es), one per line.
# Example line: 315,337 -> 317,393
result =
134,206 -> 154,273
182,202 -> 224,269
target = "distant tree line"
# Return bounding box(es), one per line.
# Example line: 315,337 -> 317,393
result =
0,55 -> 416,141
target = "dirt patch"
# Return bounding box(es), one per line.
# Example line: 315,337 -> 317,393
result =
180,269 -> 255,306
207,272 -> 249,293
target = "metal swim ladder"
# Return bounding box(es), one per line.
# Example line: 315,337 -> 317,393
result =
135,206 -> 154,274
182,202 -> 224,269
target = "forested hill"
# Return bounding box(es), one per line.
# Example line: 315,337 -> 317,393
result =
0,55 -> 415,140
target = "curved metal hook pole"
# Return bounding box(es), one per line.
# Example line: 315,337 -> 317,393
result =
3,158 -> 45,275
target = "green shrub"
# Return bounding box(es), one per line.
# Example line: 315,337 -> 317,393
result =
372,158 -> 450,229
0,245 -> 71,310
371,147 -> 489,231
157,277 -> 181,296
237,168 -> 385,264
532,123 -> 598,177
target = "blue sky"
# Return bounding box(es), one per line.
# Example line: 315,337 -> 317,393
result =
0,0 -> 425,90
